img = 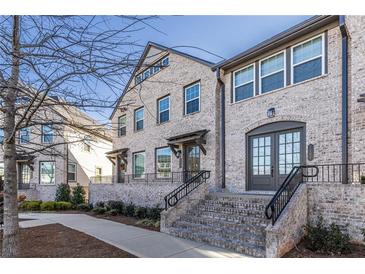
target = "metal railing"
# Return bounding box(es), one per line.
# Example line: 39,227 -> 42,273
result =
304,163 -> 365,183
265,165 -> 319,225
90,171 -> 196,185
164,170 -> 211,210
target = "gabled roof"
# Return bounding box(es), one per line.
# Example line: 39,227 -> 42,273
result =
109,41 -> 214,120
212,15 -> 339,71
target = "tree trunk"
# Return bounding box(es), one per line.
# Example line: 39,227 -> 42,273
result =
2,15 -> 20,257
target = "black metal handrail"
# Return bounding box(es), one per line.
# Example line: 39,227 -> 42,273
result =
265,165 -> 319,225
164,170 -> 211,210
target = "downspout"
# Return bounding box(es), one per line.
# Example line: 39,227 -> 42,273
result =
216,68 -> 226,189
339,15 -> 349,184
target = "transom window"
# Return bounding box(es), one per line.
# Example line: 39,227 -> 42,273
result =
234,64 -> 254,102
134,107 -> 144,131
19,128 -> 30,144
133,152 -> 145,179
252,136 -> 271,175
158,96 -> 170,124
40,161 -> 55,185
118,115 -> 126,136
41,125 -> 54,144
260,51 -> 285,94
156,147 -> 172,178
292,35 -> 324,84
184,82 -> 200,115
279,131 -> 301,175
68,163 -> 77,181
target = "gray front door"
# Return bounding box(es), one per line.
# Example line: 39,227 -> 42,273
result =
249,128 -> 303,191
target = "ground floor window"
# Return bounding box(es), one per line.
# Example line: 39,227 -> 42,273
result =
68,163 -> 77,181
133,152 -> 145,178
20,163 -> 31,184
156,147 -> 172,178
40,161 -> 56,185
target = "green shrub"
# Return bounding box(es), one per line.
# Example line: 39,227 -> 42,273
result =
40,201 -> 56,211
54,201 -> 73,210
146,206 -> 162,220
134,206 -> 148,219
136,218 -> 160,228
360,176 -> 365,185
304,216 -> 350,254
92,207 -> 106,214
95,201 -> 105,208
71,184 -> 86,205
124,203 -> 135,217
76,203 -> 92,211
106,200 -> 124,214
361,228 -> 365,243
55,184 -> 71,202
154,220 -> 160,228
20,200 -> 42,211
106,209 -> 119,216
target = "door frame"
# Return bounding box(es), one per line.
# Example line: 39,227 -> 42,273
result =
246,121 -> 306,191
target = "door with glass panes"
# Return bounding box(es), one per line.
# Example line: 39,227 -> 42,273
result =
248,128 -> 304,191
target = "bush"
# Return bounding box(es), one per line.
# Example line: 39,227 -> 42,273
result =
304,216 -> 350,254
106,209 -> 119,216
92,207 -> 106,214
71,184 -> 86,205
134,207 -> 148,219
40,201 -> 56,211
136,218 -> 160,228
361,228 -> 365,243
95,201 -> 105,208
361,176 -> 365,185
76,203 -> 92,211
124,203 -> 135,217
146,206 -> 162,220
54,201 -> 73,210
20,200 -> 42,211
55,184 -> 71,202
106,200 -> 124,214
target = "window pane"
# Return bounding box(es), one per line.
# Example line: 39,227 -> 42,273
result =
136,120 -> 144,131
134,153 -> 145,178
159,97 -> 169,112
185,84 -> 199,101
0,129 -> 4,143
186,99 -> 199,114
261,71 -> 284,93
156,147 -> 172,178
235,65 -> 254,86
136,109 -> 144,120
293,36 -> 322,64
40,162 -> 55,184
293,57 -> 322,84
261,53 -> 284,76
235,82 -> 253,102
159,111 -> 169,124
21,164 -> 31,184
20,128 -> 30,143
42,125 -> 54,143
162,57 -> 169,66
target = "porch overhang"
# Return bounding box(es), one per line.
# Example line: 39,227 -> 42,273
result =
166,129 -> 209,156
105,148 -> 128,165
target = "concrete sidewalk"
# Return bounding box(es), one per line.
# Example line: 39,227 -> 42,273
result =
19,213 -> 248,258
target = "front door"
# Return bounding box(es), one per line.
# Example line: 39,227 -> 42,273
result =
184,144 -> 200,179
249,128 -> 303,191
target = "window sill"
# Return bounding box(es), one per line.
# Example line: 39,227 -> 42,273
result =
157,120 -> 171,126
39,183 -> 56,186
183,110 -> 201,117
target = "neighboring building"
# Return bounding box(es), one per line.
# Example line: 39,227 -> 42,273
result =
91,15 -> 365,257
0,97 -> 112,201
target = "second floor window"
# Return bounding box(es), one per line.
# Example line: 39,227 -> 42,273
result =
19,128 -> 30,144
118,115 -> 126,136
260,51 -> 285,94
234,64 -> 255,102
184,82 -> 200,115
0,128 -> 4,144
42,125 -> 54,143
67,163 -> 77,181
158,96 -> 170,124
134,107 -> 144,131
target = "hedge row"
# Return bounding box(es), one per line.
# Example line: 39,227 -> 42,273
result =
19,200 -> 73,211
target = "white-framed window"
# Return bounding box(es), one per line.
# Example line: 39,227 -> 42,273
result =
0,162 -> 4,177
118,115 -> 126,136
40,161 -> 56,185
95,166 -> 102,177
135,55 -> 169,85
184,82 -> 200,115
162,56 -> 169,67
158,96 -> 170,124
41,125 -> 54,144
260,51 -> 285,94
67,163 -> 77,182
83,136 -> 92,152
134,107 -> 144,131
136,74 -> 142,84
133,151 -> 145,179
291,34 -> 325,84
0,128 -> 4,144
19,127 -> 30,144
156,147 -> 172,178
233,64 -> 255,102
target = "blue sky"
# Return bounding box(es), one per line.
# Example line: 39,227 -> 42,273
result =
93,15 -> 311,122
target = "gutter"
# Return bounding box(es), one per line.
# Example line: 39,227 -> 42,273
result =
339,15 -> 349,184
216,68 -> 226,189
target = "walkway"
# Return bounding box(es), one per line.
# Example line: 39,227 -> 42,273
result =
19,213 -> 248,258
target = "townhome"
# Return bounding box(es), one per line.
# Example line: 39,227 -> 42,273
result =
0,97 -> 113,201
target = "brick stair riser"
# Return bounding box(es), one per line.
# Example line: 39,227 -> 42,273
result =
200,200 -> 268,211
193,205 -> 266,218
188,211 -> 268,225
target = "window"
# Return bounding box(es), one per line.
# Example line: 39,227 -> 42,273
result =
279,131 -> 301,175
156,147 -> 172,178
143,69 -> 150,79
234,64 -> 255,102
83,136 -> 92,152
260,51 -> 285,94
162,56 -> 169,67
42,125 -> 54,143
158,96 -> 170,124
136,75 -> 142,84
184,82 -> 200,115
252,136 -> 271,175
95,167 -> 102,177
118,115 -> 126,136
133,152 -> 145,178
0,128 -> 4,144
20,163 -> 31,184
292,35 -> 324,84
134,107 -> 144,131
19,128 -> 30,144
40,161 -> 55,185
0,162 -> 4,177
153,62 -> 161,73
68,163 -> 77,181
135,55 -> 170,85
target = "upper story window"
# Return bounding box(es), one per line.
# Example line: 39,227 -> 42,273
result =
135,55 -> 170,85
260,51 -> 285,94
234,64 -> 255,102
19,128 -> 30,144
118,115 -> 126,136
134,107 -> 144,131
41,125 -> 54,144
184,82 -> 200,115
83,136 -> 92,152
158,96 -> 170,124
292,34 -> 324,84
40,161 -> 55,185
0,128 -> 4,144
67,163 -> 77,182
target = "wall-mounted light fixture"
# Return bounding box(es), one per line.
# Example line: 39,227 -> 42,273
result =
267,107 -> 276,118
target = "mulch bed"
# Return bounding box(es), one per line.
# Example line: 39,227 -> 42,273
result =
0,223 -> 136,258
283,240 -> 365,258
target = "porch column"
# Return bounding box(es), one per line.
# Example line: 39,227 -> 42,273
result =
116,155 -> 121,184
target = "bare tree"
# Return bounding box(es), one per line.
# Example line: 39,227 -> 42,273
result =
0,15 -> 157,257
